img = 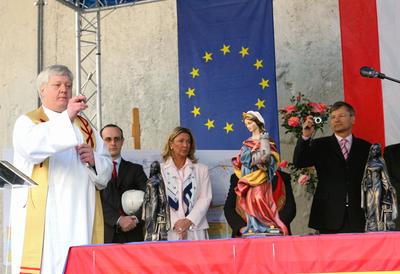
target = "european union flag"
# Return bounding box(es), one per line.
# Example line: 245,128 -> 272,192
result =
177,0 -> 279,150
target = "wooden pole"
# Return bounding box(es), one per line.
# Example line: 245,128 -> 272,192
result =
131,108 -> 141,149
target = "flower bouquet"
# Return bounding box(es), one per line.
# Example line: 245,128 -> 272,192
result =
279,93 -> 330,193
279,93 -> 329,139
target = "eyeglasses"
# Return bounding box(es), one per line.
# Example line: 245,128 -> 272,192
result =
103,137 -> 123,143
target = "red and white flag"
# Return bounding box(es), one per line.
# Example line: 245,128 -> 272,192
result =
339,0 -> 400,147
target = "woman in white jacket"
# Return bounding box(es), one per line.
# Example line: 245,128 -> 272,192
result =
161,127 -> 212,240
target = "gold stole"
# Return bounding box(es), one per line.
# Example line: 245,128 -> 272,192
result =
21,107 -> 104,273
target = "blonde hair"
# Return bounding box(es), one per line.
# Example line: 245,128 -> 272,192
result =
162,127 -> 197,163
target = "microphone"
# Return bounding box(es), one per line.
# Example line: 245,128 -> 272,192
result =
360,66 -> 385,79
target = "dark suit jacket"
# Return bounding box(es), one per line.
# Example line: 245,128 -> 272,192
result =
224,171 -> 296,237
384,143 -> 400,230
100,158 -> 148,243
293,135 -> 371,232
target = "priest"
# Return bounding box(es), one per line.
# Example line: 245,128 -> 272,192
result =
12,64 -> 112,274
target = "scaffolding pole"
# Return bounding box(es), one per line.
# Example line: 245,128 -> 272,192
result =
55,0 -> 164,129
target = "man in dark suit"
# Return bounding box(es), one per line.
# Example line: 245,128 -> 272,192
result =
384,143 -> 400,230
100,124 -> 148,243
293,101 -> 371,234
224,171 -> 296,236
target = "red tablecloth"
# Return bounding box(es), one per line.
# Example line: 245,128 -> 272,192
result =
64,232 -> 400,273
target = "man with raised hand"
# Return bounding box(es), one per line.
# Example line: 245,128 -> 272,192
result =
12,64 -> 112,274
293,101 -> 371,234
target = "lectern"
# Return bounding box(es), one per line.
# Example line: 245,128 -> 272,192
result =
1,160 -> 37,274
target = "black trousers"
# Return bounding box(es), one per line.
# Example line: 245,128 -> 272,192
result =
318,208 -> 362,234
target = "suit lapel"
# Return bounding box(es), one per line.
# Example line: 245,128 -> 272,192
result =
329,135 -> 345,161
116,158 -> 127,188
347,136 -> 356,161
330,134 -> 359,162
348,135 -> 362,162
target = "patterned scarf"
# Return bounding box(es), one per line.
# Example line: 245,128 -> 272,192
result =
165,162 -> 197,216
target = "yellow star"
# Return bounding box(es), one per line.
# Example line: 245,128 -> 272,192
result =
259,78 -> 269,89
190,67 -> 200,78
185,87 -> 195,98
220,44 -> 231,55
202,52 -> 213,63
204,119 -> 215,130
223,122 -> 234,133
253,59 -> 263,70
255,98 -> 266,110
239,47 -> 249,58
191,106 -> 200,117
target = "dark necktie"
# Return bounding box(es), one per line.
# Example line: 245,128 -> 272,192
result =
112,161 -> 117,179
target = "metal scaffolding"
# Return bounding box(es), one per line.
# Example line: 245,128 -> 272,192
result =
53,0 -> 163,129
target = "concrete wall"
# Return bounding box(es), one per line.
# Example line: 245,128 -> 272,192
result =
1,1 -> 38,270
0,0 -> 344,267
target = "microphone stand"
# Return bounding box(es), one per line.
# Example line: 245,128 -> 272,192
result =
381,74 -> 400,84
361,67 -> 400,84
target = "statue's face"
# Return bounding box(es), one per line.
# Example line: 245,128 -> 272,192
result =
244,118 -> 260,134
371,145 -> 380,157
151,162 -> 160,173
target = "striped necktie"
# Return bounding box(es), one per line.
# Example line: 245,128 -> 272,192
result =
340,139 -> 349,160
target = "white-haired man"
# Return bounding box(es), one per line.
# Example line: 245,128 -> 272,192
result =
12,64 -> 112,274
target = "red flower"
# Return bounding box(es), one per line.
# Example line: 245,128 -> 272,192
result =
279,160 -> 288,169
309,102 -> 328,113
298,174 -> 310,185
320,103 -> 328,112
287,116 -> 300,127
285,105 -> 296,114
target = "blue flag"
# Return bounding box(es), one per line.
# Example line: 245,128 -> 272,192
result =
177,0 -> 279,150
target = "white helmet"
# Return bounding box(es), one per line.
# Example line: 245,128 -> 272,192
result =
121,189 -> 145,216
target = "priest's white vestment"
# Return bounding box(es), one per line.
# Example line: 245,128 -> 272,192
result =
11,106 -> 112,274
